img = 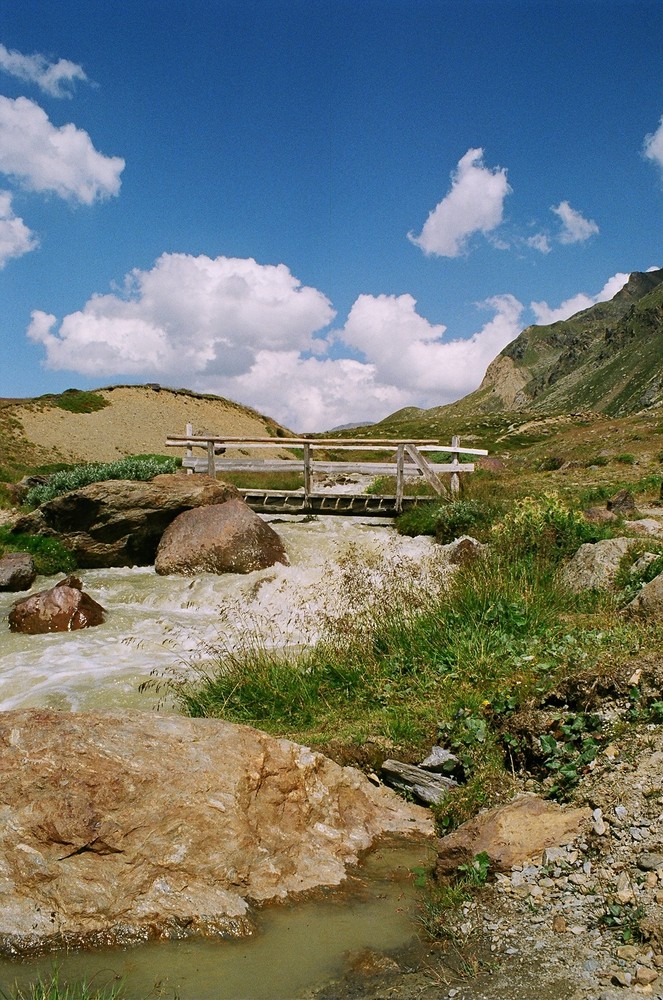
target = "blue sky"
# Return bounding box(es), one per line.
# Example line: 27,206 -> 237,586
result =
0,0 -> 662,431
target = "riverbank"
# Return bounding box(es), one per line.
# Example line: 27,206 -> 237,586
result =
311,717 -> 663,1000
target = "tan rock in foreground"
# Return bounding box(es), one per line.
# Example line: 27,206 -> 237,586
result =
0,709 -> 433,956
436,794 -> 591,877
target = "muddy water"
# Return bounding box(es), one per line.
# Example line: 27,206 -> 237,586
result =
0,841 -> 433,1000
0,516 -> 445,996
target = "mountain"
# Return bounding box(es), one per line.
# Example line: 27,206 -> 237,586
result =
467,268 -> 663,417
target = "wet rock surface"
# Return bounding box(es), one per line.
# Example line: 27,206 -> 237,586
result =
8,575 -> 105,633
0,709 -> 433,956
154,497 -> 289,575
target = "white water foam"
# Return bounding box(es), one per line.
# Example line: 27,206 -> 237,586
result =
0,518 -> 447,713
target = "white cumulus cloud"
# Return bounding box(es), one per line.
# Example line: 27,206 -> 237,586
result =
25,250 -> 528,430
0,42 -> 88,98
0,189 -> 37,267
0,96 -> 124,203
340,291 -> 523,403
530,271 -> 629,325
552,200 -> 599,244
643,115 -> 663,172
408,148 -> 511,257
27,252 -> 336,378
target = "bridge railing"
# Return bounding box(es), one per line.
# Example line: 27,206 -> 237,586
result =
166,425 -> 487,507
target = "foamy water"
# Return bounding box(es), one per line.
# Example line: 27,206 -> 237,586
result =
0,517 -> 446,713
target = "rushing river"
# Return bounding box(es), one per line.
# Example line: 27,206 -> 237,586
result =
0,516 -> 446,713
0,516 -> 444,998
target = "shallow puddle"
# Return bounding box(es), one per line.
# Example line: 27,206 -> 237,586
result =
0,841 -> 433,1000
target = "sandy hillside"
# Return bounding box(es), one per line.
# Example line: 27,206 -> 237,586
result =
9,385 -> 289,466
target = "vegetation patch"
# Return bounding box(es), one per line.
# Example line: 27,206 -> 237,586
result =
0,528 -> 76,575
49,390 -> 110,415
0,970 -> 123,1000
25,455 -> 179,507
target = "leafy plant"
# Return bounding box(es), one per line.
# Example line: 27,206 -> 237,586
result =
492,493 -> 610,562
538,712 -> 603,799
599,901 -> 645,943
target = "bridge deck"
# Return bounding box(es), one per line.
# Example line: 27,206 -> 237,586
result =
238,489 -> 423,517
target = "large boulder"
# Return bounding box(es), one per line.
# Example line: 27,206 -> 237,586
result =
0,552 -> 36,591
560,537 -> 636,592
8,575 -> 105,634
0,709 -> 433,956
155,498 -> 288,575
436,795 -> 590,878
626,571 -> 663,619
11,475 -> 239,568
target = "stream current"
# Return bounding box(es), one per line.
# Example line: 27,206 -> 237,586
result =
0,516 -> 443,998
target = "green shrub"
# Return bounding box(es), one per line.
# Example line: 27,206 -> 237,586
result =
396,498 -> 499,541
26,455 -> 179,506
615,453 -> 636,465
537,456 -> 564,471
434,498 -> 499,543
52,390 -> 110,414
492,493 -> 610,562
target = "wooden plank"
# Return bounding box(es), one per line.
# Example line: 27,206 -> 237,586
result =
450,434 -> 460,498
182,456 -> 475,475
395,443 -> 405,512
404,444 -> 447,496
166,435 -> 441,447
303,442 -> 312,498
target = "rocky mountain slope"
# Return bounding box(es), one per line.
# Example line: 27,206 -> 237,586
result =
365,269 -> 663,440
470,268 -> 663,417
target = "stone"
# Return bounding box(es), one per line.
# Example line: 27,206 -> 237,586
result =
638,853 -> 663,871
8,576 -> 105,634
11,475 -> 240,569
552,915 -> 567,933
154,498 -> 288,576
0,709 -> 433,956
0,551 -> 36,591
439,535 -> 485,566
625,519 -> 663,537
435,794 -> 591,878
584,507 -> 619,524
626,572 -> 663,620
419,745 -> 464,780
607,489 -> 638,516
560,537 -> 637,592
381,759 -> 458,806
636,966 -> 659,986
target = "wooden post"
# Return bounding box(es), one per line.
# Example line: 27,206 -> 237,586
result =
395,443 -> 405,512
450,435 -> 460,498
207,439 -> 216,478
303,442 -> 312,500
185,423 -> 193,475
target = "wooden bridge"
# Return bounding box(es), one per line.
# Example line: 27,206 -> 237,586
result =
165,426 -> 488,517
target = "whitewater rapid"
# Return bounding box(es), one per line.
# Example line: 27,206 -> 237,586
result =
0,517 -> 446,713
